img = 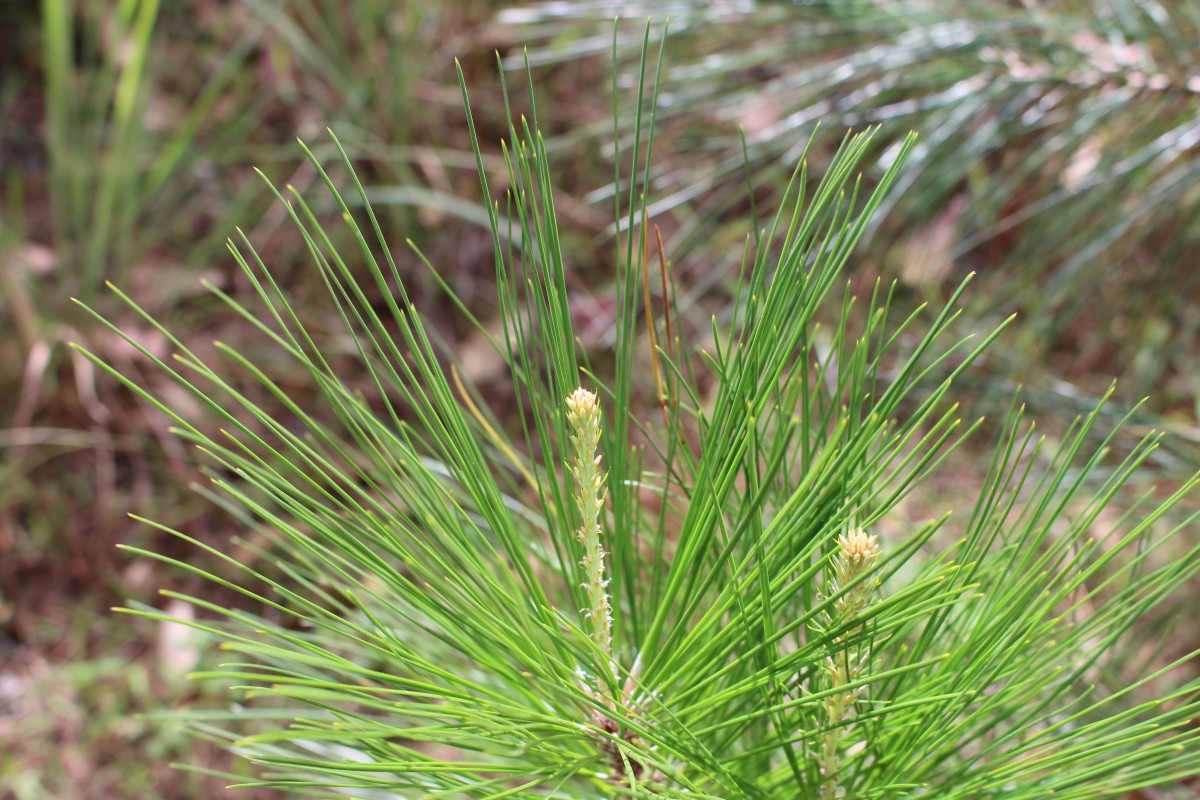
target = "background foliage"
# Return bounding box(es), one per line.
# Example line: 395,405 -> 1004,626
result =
509,0 -> 1200,403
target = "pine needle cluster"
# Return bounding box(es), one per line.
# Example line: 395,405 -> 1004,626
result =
75,26 -> 1200,800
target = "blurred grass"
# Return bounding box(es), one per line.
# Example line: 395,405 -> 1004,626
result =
1,1 -> 1198,797
0,600 -> 281,800
1,0 -> 506,572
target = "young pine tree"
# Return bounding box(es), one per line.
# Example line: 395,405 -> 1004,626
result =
78,29 -> 1200,800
